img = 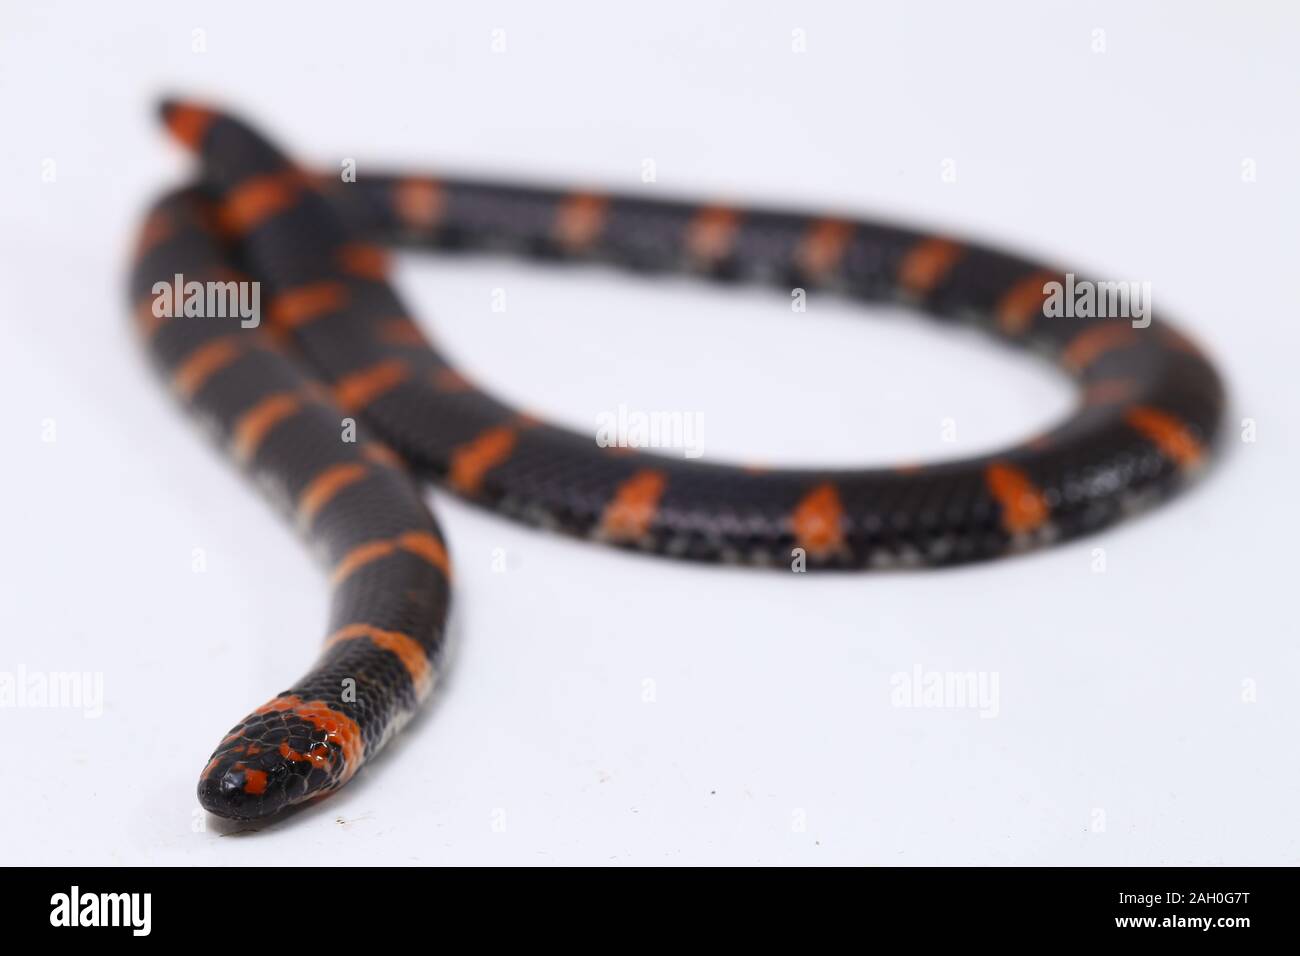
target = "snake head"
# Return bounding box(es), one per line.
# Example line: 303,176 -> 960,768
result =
197,694 -> 365,820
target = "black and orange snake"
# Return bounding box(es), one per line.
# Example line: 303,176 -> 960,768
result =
129,101 -> 1225,820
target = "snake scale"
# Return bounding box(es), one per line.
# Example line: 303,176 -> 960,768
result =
128,101 -> 1225,820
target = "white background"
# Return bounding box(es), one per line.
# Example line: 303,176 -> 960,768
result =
2,1 -> 1298,866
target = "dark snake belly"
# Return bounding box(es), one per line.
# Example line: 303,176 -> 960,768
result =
128,101 -> 1225,820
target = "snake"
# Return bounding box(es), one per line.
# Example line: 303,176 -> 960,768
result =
129,101 -> 1225,820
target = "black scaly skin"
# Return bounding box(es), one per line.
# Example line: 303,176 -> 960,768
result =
130,101 -> 1225,820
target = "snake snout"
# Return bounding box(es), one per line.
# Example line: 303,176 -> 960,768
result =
197,752 -> 295,820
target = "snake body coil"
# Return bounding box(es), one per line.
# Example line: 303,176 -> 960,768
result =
128,102 -> 1225,820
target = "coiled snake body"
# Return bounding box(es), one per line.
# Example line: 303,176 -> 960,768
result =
129,102 -> 1224,820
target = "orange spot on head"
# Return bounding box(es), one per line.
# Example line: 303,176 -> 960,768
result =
298,462 -> 370,524
172,337 -> 244,399
600,470 -> 667,541
290,700 -> 364,785
796,219 -> 855,281
1125,406 -> 1204,468
218,170 -> 304,236
253,695 -> 364,785
164,103 -> 216,150
686,207 -> 741,263
394,178 -> 445,229
233,392 -> 302,463
242,768 -> 268,795
278,740 -> 331,768
270,282 -> 348,330
554,194 -> 609,251
791,483 -> 846,557
326,623 -> 434,698
997,271 -> 1058,336
985,463 -> 1049,535
1061,323 -> 1138,373
334,360 -> 409,412
897,237 -> 964,296
448,426 -> 517,494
